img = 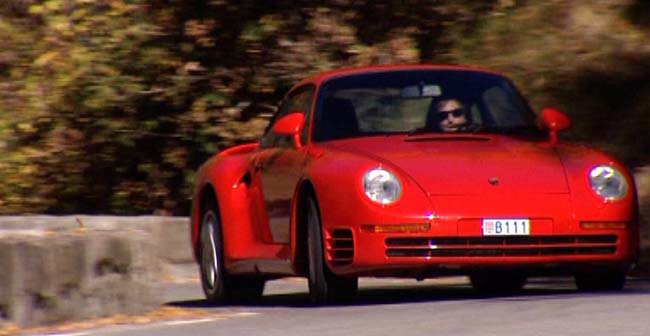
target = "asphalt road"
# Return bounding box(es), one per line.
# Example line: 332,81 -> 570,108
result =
36,276 -> 650,336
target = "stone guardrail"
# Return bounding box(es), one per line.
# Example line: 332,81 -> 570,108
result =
0,216 -> 193,328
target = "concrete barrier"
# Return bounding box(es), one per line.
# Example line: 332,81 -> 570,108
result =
0,215 -> 194,263
0,216 -> 193,328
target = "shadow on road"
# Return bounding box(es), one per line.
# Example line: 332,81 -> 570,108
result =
166,276 -> 650,309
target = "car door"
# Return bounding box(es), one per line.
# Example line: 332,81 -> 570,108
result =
251,85 -> 315,244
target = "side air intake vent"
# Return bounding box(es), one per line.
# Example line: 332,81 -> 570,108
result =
325,229 -> 354,266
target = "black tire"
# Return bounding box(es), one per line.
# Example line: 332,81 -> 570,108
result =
306,196 -> 358,305
470,271 -> 527,294
575,268 -> 626,292
200,200 -> 266,305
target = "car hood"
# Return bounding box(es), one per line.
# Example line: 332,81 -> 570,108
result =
325,135 -> 569,195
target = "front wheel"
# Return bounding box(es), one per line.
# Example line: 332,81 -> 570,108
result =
306,196 -> 358,305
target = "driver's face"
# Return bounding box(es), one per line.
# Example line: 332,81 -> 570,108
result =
437,100 -> 467,132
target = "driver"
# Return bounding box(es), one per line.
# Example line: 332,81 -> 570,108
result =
435,99 -> 467,132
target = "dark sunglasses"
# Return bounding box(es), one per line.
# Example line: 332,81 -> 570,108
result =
439,108 -> 465,118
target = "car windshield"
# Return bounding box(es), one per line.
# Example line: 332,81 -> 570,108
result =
312,70 -> 542,141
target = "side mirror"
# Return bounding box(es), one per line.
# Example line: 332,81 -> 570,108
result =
540,107 -> 571,144
272,111 -> 305,148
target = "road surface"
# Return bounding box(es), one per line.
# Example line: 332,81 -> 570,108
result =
30,276 -> 650,336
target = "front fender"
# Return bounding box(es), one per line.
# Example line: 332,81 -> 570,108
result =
556,144 -> 639,259
306,150 -> 434,235
556,144 -> 637,221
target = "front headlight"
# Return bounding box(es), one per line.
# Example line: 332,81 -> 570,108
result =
363,168 -> 402,204
588,165 -> 628,201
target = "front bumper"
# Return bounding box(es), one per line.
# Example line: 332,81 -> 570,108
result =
324,221 -> 638,277
317,188 -> 638,277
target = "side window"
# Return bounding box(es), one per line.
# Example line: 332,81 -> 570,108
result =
259,85 -> 315,148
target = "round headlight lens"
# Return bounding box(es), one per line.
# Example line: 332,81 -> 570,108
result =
588,165 -> 628,201
363,168 -> 402,204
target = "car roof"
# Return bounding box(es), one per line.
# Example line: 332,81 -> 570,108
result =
292,64 -> 504,89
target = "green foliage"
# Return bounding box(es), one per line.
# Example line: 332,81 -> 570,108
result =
0,0 -> 647,214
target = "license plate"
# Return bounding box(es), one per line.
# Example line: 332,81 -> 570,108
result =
482,219 -> 530,236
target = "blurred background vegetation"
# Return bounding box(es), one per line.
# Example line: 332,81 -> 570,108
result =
0,0 -> 648,215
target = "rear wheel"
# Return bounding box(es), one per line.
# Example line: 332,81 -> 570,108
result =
470,271 -> 527,294
575,268 -> 626,291
200,200 -> 266,304
200,206 -> 227,304
306,196 -> 358,305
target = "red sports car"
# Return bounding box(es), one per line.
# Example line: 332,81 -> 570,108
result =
190,65 -> 639,304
